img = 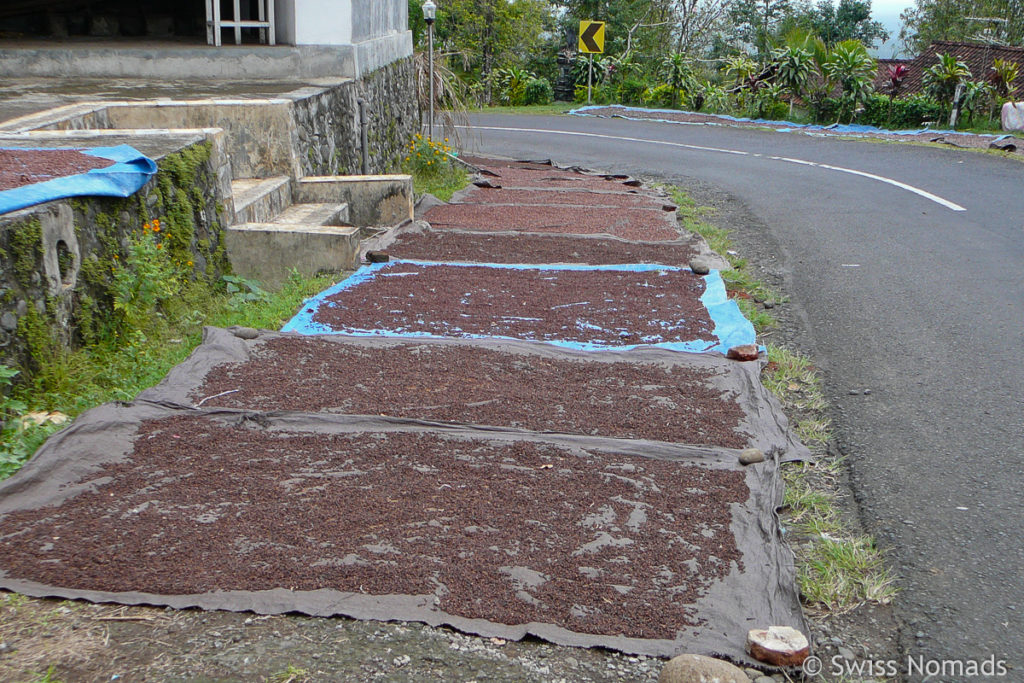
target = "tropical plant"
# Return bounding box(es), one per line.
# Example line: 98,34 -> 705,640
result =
723,54 -> 759,86
821,40 -> 876,122
773,44 -> 814,115
923,53 -> 971,106
748,82 -> 788,119
701,82 -> 731,113
492,65 -> 536,106
660,53 -> 698,108
990,58 -> 1019,98
887,63 -> 908,97
960,80 -> 995,125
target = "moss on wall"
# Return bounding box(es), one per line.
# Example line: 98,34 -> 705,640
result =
0,140 -> 230,375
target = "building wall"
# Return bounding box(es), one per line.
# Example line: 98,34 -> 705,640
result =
276,0 -> 408,46
351,0 -> 408,43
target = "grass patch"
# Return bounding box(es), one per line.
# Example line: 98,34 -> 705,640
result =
268,665 -> 312,683
762,343 -> 898,612
476,102 -> 577,116
799,537 -> 897,611
1,271 -> 337,482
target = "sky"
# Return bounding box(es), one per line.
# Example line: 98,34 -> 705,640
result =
870,0 -> 916,57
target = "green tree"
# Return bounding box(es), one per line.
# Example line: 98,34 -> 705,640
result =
797,0 -> 889,47
730,0 -> 793,56
900,0 -> 1024,54
430,0 -> 552,100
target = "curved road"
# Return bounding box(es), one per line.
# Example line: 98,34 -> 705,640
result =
463,113 -> 1024,676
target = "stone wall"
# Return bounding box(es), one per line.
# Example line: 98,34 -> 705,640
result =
293,57 -> 417,177
0,140 -> 231,372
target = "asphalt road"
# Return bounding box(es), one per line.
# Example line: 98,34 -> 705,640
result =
463,113 -> 1024,677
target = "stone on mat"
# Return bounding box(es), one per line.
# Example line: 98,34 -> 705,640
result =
727,345 -> 760,362
659,654 -> 750,683
688,257 -> 711,275
745,626 -> 809,667
228,326 -> 260,340
739,448 -> 765,465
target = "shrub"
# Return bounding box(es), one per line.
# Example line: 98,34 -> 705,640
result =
493,66 -> 535,106
402,134 -> 454,177
524,77 -> 553,106
643,83 -> 677,108
616,78 -> 647,105
861,93 -> 945,129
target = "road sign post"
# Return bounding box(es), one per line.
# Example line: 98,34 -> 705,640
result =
578,20 -> 605,105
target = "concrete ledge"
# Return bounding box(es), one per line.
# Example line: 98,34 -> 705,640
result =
0,45 -> 357,80
296,175 -> 412,227
225,224 -> 361,290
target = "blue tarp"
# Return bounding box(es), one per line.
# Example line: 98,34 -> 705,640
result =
282,260 -> 756,355
0,145 -> 158,215
569,104 -> 1000,139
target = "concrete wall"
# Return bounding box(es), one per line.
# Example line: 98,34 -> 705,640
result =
276,0 -> 407,46
0,137 -> 232,371
351,0 -> 408,42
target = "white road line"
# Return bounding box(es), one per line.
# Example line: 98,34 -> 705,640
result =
464,125 -> 967,212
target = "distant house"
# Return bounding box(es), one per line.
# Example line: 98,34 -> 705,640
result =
874,41 -> 1024,100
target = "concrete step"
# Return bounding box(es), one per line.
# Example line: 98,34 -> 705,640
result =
296,175 -> 413,227
225,222 -> 361,290
231,176 -> 291,225
271,201 -> 349,227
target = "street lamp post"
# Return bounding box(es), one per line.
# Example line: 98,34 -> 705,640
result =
422,1 -> 436,141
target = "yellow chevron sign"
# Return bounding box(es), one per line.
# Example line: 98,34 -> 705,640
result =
578,21 -> 605,54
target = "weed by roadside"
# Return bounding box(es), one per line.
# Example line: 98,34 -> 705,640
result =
402,134 -> 470,202
764,344 -> 897,612
0,270 -> 337,482
268,665 -> 311,683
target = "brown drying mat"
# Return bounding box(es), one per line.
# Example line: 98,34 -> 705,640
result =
0,404 -> 805,660
421,203 -> 681,241
0,147 -> 114,191
302,262 -> 714,345
456,156 -> 645,191
362,222 -> 698,265
139,329 -> 809,460
453,187 -> 674,210
146,329 -> 807,458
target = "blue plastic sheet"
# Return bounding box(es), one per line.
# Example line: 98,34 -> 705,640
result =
282,260 -> 756,355
0,145 -> 158,215
570,104 -> 999,138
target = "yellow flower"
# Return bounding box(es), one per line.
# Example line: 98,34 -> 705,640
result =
156,244 -> 163,250
187,260 -> 193,267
